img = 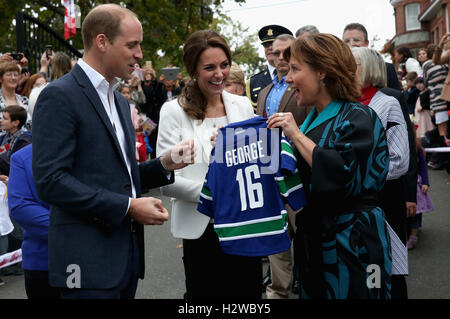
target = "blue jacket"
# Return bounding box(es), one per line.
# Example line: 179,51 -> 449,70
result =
31,64 -> 173,288
8,144 -> 50,270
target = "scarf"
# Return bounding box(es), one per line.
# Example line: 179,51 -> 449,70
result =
357,85 -> 378,106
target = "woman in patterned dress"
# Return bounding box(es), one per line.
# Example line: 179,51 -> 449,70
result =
267,33 -> 392,299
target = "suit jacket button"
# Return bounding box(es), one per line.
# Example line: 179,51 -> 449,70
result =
124,184 -> 131,191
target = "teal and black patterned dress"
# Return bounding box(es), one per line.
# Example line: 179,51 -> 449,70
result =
294,100 -> 392,299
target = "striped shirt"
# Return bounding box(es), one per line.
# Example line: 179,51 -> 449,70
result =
368,91 -> 410,180
423,60 -> 448,113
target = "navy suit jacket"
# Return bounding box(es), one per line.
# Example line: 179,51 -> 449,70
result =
32,64 -> 173,289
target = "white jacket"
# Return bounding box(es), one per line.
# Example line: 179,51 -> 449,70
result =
156,90 -> 254,239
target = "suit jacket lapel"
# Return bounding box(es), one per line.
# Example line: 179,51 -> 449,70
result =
256,83 -> 273,117
277,85 -> 295,113
71,65 -> 128,168
114,92 -> 141,193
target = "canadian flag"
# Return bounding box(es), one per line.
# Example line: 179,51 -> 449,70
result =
64,0 -> 76,40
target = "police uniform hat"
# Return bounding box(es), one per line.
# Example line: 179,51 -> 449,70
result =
258,25 -> 293,45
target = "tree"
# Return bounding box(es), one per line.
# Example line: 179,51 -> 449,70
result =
1,0 -> 262,76
212,15 -> 265,78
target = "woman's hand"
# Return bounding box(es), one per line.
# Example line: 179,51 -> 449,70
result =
267,112 -> 315,167
210,126 -> 224,148
266,112 -> 299,141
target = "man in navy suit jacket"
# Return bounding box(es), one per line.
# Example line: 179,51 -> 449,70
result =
32,4 -> 194,299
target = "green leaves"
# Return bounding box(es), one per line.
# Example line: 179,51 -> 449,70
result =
2,0 -> 261,80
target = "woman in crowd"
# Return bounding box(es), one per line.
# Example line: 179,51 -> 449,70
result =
394,46 -> 423,81
267,33 -> 392,299
352,46 -> 410,299
49,52 -> 72,82
156,30 -> 257,299
0,62 -> 29,115
432,32 -> 450,147
417,47 -> 428,67
21,73 -> 46,98
224,62 -> 246,96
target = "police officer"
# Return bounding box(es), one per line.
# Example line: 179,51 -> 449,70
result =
246,25 -> 293,111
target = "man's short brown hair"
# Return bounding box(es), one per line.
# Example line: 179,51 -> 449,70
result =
82,4 -> 137,51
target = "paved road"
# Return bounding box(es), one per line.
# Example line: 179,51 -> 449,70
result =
1,169 -> 449,299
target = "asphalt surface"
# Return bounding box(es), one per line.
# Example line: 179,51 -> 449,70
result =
0,168 -> 449,299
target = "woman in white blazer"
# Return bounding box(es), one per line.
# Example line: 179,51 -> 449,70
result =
156,30 -> 258,299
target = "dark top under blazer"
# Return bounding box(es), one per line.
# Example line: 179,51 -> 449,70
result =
32,64 -> 173,289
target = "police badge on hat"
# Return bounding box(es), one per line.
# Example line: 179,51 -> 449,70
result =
258,25 -> 293,44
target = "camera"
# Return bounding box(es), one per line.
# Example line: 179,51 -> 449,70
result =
45,45 -> 53,59
10,52 -> 22,61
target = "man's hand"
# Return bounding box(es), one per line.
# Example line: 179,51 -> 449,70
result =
406,201 -> 417,218
128,197 -> 169,225
0,175 -> 8,186
160,139 -> 195,171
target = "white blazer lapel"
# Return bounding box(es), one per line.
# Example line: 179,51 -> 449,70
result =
190,117 -> 213,163
222,91 -> 241,124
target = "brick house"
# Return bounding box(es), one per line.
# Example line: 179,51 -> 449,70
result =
383,0 -> 450,57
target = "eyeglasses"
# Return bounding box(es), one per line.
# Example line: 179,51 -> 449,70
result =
3,72 -> 19,78
272,51 -> 282,57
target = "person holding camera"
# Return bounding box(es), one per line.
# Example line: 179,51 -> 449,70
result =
39,49 -> 72,83
0,52 -> 30,96
0,62 -> 29,124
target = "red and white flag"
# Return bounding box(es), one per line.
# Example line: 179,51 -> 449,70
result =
64,0 -> 76,40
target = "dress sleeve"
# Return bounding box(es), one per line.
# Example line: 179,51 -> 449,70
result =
311,107 -> 389,198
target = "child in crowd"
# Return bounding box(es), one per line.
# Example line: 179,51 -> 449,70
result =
414,77 -> 435,138
135,113 -> 147,163
403,72 -> 420,115
407,126 -> 435,249
119,84 -> 148,162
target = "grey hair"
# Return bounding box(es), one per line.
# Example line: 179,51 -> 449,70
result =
351,47 -> 387,89
275,34 -> 296,42
295,25 -> 319,37
28,83 -> 47,119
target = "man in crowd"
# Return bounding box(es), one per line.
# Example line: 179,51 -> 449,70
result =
295,25 -> 319,38
32,4 -> 194,299
246,24 -> 293,111
342,22 -> 401,90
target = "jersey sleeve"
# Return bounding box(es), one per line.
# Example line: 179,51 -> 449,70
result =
280,133 -> 297,173
276,134 -> 307,211
197,170 -> 214,218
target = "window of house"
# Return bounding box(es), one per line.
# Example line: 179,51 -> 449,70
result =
405,3 -> 421,31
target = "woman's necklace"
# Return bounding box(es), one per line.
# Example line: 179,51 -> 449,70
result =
0,89 -> 18,106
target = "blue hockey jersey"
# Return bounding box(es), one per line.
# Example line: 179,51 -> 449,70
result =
197,116 -> 307,257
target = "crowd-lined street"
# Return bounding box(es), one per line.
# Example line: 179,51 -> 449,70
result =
0,168 -> 449,299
